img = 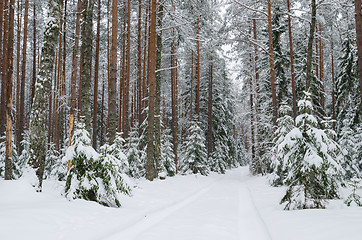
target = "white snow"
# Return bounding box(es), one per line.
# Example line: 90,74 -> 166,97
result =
1,167 -> 362,240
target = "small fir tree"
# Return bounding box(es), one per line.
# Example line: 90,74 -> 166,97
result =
180,121 -> 209,175
160,129 -> 176,177
276,93 -> 344,209
64,121 -> 130,207
271,101 -> 295,186
125,129 -> 145,178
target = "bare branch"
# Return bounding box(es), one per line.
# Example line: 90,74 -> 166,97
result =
233,1 -> 267,17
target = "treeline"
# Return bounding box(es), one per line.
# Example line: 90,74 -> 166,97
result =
0,0 -> 242,204
228,0 -> 362,209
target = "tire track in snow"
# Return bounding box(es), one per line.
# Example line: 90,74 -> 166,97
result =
102,175 -> 224,240
237,171 -> 273,240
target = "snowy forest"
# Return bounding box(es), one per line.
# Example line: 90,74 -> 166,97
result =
1,0 -> 362,239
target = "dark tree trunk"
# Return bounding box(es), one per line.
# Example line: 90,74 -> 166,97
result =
108,0 -> 118,143
306,0 -> 317,91
267,0 -> 278,126
287,0 -> 297,120
5,0 -> 16,180
195,16 -> 200,121
92,0 -> 101,149
355,0 -> 362,113
207,54 -> 213,157
146,0 -> 157,181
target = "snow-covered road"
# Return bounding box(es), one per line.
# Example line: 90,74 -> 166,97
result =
2,167 -> 362,240
105,168 -> 271,240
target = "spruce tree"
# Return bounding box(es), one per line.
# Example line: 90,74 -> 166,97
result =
277,93 -> 344,209
180,121 -> 209,175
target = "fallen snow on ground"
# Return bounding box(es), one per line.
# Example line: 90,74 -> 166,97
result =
1,167 -> 362,240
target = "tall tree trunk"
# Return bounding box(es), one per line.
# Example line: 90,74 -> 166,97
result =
141,4 -> 149,125
29,1 -> 36,112
146,0 -> 157,181
119,0 -> 126,134
137,0 -> 142,132
171,26 -> 178,173
68,0 -> 82,151
267,0 -> 278,126
306,0 -> 316,91
29,0 -> 60,189
331,26 -> 336,130
195,16 -> 200,121
190,51 -> 194,122
0,0 -> 9,135
15,0 -> 22,150
287,0 -> 297,120
252,18 -> 260,160
18,0 -> 30,154
60,0 -> 67,147
93,0 -> 101,149
248,25 -> 255,166
0,0 -> 4,65
154,2 -> 163,176
5,0 -> 15,180
100,75 -> 105,146
319,24 -> 325,110
207,54 -> 213,157
123,0 -> 131,138
356,0 -> 362,113
80,0 -> 94,131
108,0 -> 118,143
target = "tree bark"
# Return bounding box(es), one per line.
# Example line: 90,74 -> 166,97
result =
306,0 -> 316,91
331,26 -> 336,130
154,2 -> 163,175
146,0 -> 157,181
80,0 -> 94,131
190,51 -> 194,122
93,0 -> 101,149
171,25 -> 178,173
5,0 -> 16,180
207,54 -> 213,157
0,0 -> 9,135
29,1 -> 36,112
195,16 -> 200,121
68,0 -> 82,150
355,0 -> 362,113
123,0 -> 131,138
137,0 -> 142,132
15,0 -> 22,151
287,0 -> 297,121
108,0 -> 118,143
267,0 -> 278,126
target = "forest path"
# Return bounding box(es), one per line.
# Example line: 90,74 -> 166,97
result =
104,168 -> 271,240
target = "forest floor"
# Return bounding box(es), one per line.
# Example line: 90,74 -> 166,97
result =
1,167 -> 362,240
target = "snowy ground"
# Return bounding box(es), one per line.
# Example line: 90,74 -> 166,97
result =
1,167 -> 362,240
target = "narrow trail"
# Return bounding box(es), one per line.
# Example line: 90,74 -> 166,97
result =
104,168 -> 272,240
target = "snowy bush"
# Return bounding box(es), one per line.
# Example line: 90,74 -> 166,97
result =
275,93 -> 344,209
180,121 -> 209,175
64,121 -> 130,207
